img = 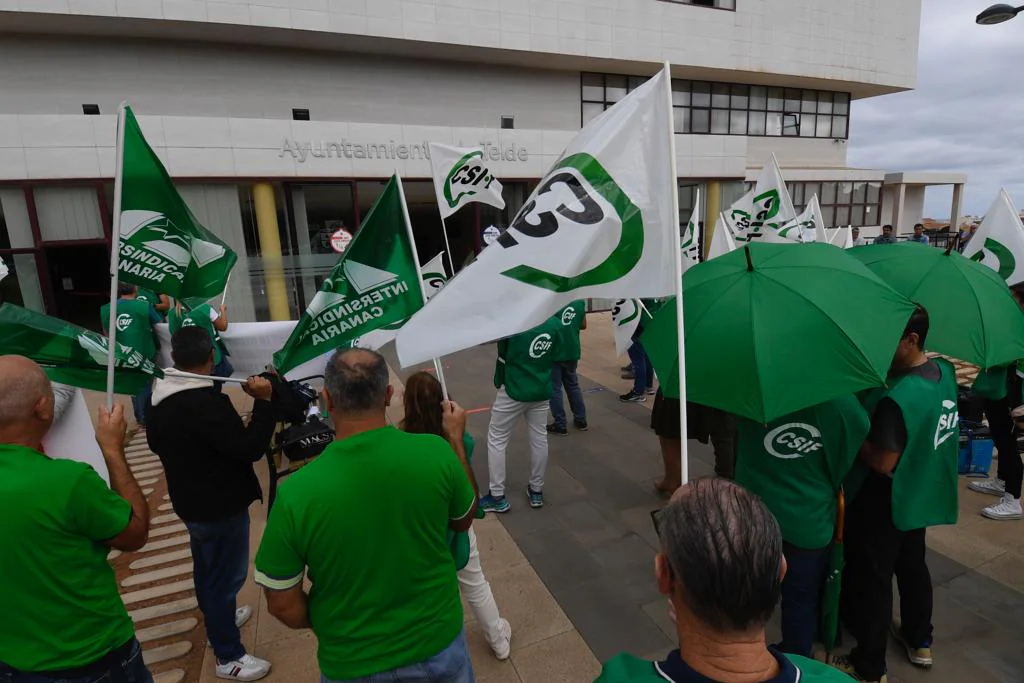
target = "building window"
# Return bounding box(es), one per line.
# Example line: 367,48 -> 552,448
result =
659,0 -> 737,9
583,72 -> 851,139
746,181 -> 882,228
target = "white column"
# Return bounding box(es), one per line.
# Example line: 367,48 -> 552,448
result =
891,184 -> 906,231
950,183 -> 965,233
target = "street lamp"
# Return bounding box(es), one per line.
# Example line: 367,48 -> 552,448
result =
976,3 -> 1024,25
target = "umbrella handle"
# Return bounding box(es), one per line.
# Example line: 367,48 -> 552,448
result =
835,487 -> 846,543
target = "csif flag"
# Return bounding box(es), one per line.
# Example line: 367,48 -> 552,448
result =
396,67 -> 679,366
272,175 -> 423,374
429,143 -> 506,220
777,194 -> 826,243
728,155 -> 798,243
681,190 -> 702,266
707,213 -> 739,260
116,105 -> 237,300
611,298 -> 642,358
964,189 -> 1024,287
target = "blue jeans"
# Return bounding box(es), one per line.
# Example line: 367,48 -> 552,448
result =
0,639 -> 153,683
550,361 -> 587,429
779,541 -> 830,659
132,381 -> 152,427
627,342 -> 653,394
212,355 -> 234,394
184,511 -> 250,663
320,631 -> 474,683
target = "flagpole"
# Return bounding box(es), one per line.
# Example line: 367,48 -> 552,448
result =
104,102 -> 128,410
395,172 -> 450,399
439,216 -> 456,279
220,271 -> 232,307
163,368 -> 249,385
662,62 -> 689,485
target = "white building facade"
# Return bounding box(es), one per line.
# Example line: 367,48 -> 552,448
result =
0,0 -> 943,324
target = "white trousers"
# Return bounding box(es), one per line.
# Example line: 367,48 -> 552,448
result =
487,386 -> 549,498
457,528 -> 504,646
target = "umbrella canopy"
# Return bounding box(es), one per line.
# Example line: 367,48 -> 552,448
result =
642,242 -> 917,423
0,303 -> 163,394
848,243 -> 1024,368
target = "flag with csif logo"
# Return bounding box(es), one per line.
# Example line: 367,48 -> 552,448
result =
429,143 -> 506,220
612,298 -> 642,357
777,194 -> 826,244
116,105 -> 237,300
727,155 -> 798,244
396,66 -> 678,366
681,190 -> 702,266
963,189 -> 1024,287
272,175 -> 423,375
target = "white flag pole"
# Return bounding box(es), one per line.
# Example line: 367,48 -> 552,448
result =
163,368 -> 249,385
220,271 -> 233,307
104,102 -> 128,410
396,172 -> 450,399
439,216 -> 456,279
662,61 -> 689,485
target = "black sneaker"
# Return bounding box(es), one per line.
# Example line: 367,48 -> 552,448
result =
546,423 -> 568,436
574,419 -> 589,431
619,390 -> 647,403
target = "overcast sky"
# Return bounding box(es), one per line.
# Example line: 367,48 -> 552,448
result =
848,0 -> 1024,218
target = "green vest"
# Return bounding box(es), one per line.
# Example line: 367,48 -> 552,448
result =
100,298 -> 157,360
886,359 -> 960,531
595,652 -> 855,682
972,365 -> 1010,401
169,304 -> 222,364
134,288 -> 164,320
553,300 -> 586,362
493,317 -> 561,402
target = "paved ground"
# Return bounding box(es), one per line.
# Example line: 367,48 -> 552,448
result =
97,313 -> 1024,682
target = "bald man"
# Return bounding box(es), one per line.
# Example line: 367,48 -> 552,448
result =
0,356 -> 153,683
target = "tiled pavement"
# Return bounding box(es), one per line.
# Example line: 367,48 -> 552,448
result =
93,313 -> 1024,682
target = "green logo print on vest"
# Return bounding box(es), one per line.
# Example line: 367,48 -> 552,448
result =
529,333 -> 554,359
497,153 -> 644,292
561,306 -> 578,326
970,238 -> 1017,281
115,313 -> 133,333
443,150 -> 498,210
119,210 -> 228,287
763,422 -> 824,459
934,399 -> 959,449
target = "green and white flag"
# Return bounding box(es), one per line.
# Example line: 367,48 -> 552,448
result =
681,190 -> 702,265
964,189 -> 1024,286
728,155 -> 798,244
612,298 -> 642,357
708,213 -> 739,260
397,67 -> 678,366
116,105 -> 237,300
429,143 -> 506,220
272,175 -> 423,374
778,194 -> 826,243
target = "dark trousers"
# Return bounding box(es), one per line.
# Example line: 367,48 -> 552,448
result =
550,361 -> 586,428
842,474 -> 933,680
985,395 -> 1022,498
0,639 -> 153,683
779,542 -> 830,658
132,381 -> 152,427
212,355 -> 234,394
185,510 -> 250,663
627,342 -> 653,393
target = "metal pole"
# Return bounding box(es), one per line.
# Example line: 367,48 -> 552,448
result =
105,103 -> 128,410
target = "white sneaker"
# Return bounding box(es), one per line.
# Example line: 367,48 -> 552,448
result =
216,654 -> 271,681
235,605 -> 252,628
982,494 -> 1023,520
489,618 -> 512,661
968,478 -> 1006,497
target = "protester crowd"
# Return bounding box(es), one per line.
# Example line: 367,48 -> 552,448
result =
2,258 -> 1022,683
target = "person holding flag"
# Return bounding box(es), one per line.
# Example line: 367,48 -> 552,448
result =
169,300 -> 232,385
135,288 -> 170,319
547,299 -> 589,435
100,283 -> 162,427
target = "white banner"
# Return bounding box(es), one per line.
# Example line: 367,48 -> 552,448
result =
964,189 -> 1024,286
42,384 -> 109,484
429,143 -> 506,220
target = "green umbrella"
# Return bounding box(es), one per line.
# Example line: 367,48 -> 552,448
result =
642,242 -> 917,423
821,488 -> 846,652
0,303 -> 163,394
848,243 -> 1024,368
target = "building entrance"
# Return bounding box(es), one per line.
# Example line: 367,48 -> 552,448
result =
44,244 -> 110,331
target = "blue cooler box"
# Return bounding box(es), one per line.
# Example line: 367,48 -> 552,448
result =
959,422 -> 994,477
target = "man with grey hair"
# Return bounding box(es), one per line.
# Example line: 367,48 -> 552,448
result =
595,478 -> 853,682
0,355 -> 153,682
255,348 -> 479,683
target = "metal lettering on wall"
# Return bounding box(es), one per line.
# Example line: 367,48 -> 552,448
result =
279,138 -> 529,163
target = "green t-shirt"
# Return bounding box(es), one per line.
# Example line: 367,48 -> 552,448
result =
254,427 -> 476,680
0,445 -> 134,671
595,652 -> 854,682
553,300 -> 586,362
735,394 -> 869,549
134,288 -> 165,319
493,316 -> 562,402
169,304 -> 222,364
100,298 -> 160,360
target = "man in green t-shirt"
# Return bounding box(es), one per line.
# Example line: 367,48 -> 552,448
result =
100,283 -> 162,427
833,307 -> 958,683
255,348 -> 478,682
594,478 -> 854,683
479,314 -> 562,513
547,299 -> 588,435
0,355 -> 152,681
735,395 -> 869,659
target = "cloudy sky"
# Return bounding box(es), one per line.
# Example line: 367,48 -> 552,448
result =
848,0 -> 1024,218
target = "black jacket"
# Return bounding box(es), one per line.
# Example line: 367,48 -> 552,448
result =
146,377 -> 277,523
